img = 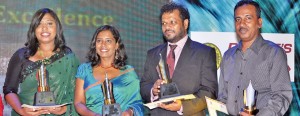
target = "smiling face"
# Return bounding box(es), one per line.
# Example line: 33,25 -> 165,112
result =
161,9 -> 188,43
235,5 -> 262,43
35,13 -> 57,45
95,30 -> 119,61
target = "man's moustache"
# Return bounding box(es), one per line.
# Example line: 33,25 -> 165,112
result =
239,27 -> 248,32
165,30 -> 174,33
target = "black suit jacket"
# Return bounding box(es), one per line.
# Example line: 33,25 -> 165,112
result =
140,38 -> 218,116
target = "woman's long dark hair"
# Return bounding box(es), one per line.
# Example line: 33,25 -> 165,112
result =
87,25 -> 127,69
24,8 -> 66,58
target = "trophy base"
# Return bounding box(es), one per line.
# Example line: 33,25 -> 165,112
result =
243,106 -> 258,115
102,103 -> 121,116
34,91 -> 56,106
160,82 -> 180,100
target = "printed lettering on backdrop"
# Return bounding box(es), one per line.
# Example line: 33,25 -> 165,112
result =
191,32 -> 294,82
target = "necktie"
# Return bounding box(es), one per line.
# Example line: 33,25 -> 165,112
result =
167,44 -> 177,78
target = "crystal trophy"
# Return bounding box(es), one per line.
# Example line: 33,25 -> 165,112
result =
158,54 -> 180,99
243,81 -> 258,115
102,73 -> 121,116
34,63 -> 56,106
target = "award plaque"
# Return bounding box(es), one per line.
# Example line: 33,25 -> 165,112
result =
243,81 -> 258,115
158,54 -> 180,100
34,63 -> 56,106
102,73 -> 121,116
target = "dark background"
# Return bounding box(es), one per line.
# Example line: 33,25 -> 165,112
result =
0,0 -> 299,115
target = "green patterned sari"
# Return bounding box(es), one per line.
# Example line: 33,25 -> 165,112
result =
12,49 -> 80,116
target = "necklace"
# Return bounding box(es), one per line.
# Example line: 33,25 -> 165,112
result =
99,64 -> 113,69
38,47 -> 53,64
96,64 -> 113,79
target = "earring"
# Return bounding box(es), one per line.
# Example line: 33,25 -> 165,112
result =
115,51 -> 118,60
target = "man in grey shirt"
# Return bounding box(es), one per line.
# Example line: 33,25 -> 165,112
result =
218,0 -> 292,115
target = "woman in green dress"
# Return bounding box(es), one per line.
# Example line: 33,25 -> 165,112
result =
74,25 -> 144,116
3,8 -> 79,116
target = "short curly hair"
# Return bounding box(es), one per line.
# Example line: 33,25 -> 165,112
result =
159,2 -> 190,31
234,0 -> 261,18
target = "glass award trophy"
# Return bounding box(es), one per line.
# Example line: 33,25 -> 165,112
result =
158,54 -> 180,99
102,73 -> 121,116
34,63 -> 56,106
243,81 -> 258,115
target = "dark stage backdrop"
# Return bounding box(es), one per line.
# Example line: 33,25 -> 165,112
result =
173,0 -> 300,115
0,0 -> 168,115
0,0 -> 299,115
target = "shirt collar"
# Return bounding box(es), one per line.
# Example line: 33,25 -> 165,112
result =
168,35 -> 188,49
236,34 -> 264,54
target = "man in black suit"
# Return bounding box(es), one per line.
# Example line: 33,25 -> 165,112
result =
140,2 -> 218,116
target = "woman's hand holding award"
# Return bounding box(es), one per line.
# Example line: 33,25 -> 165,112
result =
21,64 -> 70,110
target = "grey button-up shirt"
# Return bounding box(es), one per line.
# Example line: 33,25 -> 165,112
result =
218,34 -> 292,115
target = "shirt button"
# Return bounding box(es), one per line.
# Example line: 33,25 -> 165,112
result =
237,86 -> 240,88
235,100 -> 237,103
240,72 -> 243,75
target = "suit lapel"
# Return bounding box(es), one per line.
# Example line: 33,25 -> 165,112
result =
173,38 -> 192,79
